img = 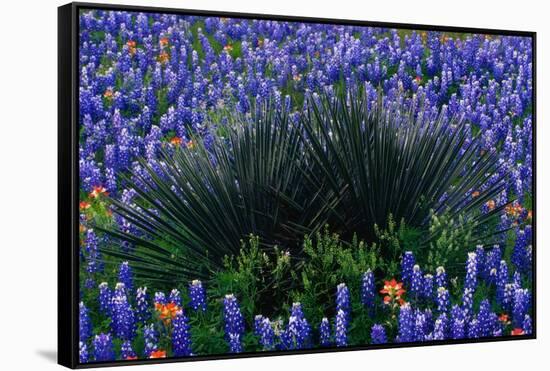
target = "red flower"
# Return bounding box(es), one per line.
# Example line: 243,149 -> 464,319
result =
155,302 -> 180,324
79,201 -> 91,210
159,37 -> 169,47
498,313 -> 510,324
149,350 -> 166,359
126,40 -> 136,55
125,356 -> 138,360
157,51 -> 170,64
511,328 -> 525,336
415,76 -> 422,83
89,186 -> 108,198
380,279 -> 406,306
170,136 -> 183,146
485,199 -> 496,211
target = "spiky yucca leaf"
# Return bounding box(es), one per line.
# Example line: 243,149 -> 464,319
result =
99,104 -> 324,283
299,89 -> 510,250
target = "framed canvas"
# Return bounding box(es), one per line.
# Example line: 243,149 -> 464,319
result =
58,2 -> 536,368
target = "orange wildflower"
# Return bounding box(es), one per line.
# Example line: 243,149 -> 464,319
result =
170,136 -> 183,146
472,191 -> 480,198
126,40 -> 136,55
159,37 -> 169,47
223,44 -> 233,52
511,328 -> 525,336
103,88 -> 113,99
155,302 -> 180,323
125,356 -> 138,360
485,199 -> 496,211
380,279 -> 406,306
186,140 -> 194,149
499,313 -> 510,324
505,202 -> 524,218
149,350 -> 167,358
157,51 -> 170,64
89,186 -> 108,198
80,201 -> 91,210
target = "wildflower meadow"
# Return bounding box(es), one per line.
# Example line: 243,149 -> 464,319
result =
77,9 -> 533,364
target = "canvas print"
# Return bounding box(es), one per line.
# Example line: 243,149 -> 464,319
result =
76,8 -> 534,364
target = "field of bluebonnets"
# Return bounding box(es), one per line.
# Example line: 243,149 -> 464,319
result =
77,9 -> 534,363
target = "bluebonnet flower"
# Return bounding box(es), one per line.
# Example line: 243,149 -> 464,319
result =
467,317 -> 480,338
475,245 -> 486,278
360,270 -> 375,311
254,315 -> 264,336
280,302 -> 311,350
410,264 -> 423,300
135,287 -> 150,323
110,283 -> 136,340
92,333 -> 115,362
435,266 -> 447,288
223,294 -> 245,353
79,302 -> 92,342
336,283 -> 351,321
477,300 -> 494,337
401,251 -> 415,286
118,261 -> 133,293
483,245 -> 502,284
154,291 -> 166,305
79,341 -> 89,363
496,260 -> 509,306
413,309 -> 427,342
143,324 -> 159,357
432,313 -> 448,340
98,282 -> 112,315
189,280 -> 207,312
423,274 -> 434,300
334,309 -> 348,347
523,315 -> 533,335
121,340 -> 136,360
172,310 -> 193,356
450,305 -> 466,339
512,227 -> 532,274
462,287 -> 475,318
257,317 -> 275,350
319,317 -> 332,346
512,288 -> 531,328
464,252 -> 478,291
502,283 -> 516,313
169,289 -> 182,306
396,303 -> 414,343
436,287 -> 450,313
370,324 -> 387,344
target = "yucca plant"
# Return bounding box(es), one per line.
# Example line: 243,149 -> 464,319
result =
98,103 -> 328,283
299,88 -> 511,262
99,89 -> 511,285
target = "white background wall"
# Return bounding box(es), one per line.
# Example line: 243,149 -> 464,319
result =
0,0 -> 546,369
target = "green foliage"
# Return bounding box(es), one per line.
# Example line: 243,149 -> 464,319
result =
424,211 -> 475,275
210,235 -> 294,320
292,227 -> 378,327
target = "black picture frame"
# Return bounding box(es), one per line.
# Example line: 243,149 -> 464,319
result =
58,2 -> 537,368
